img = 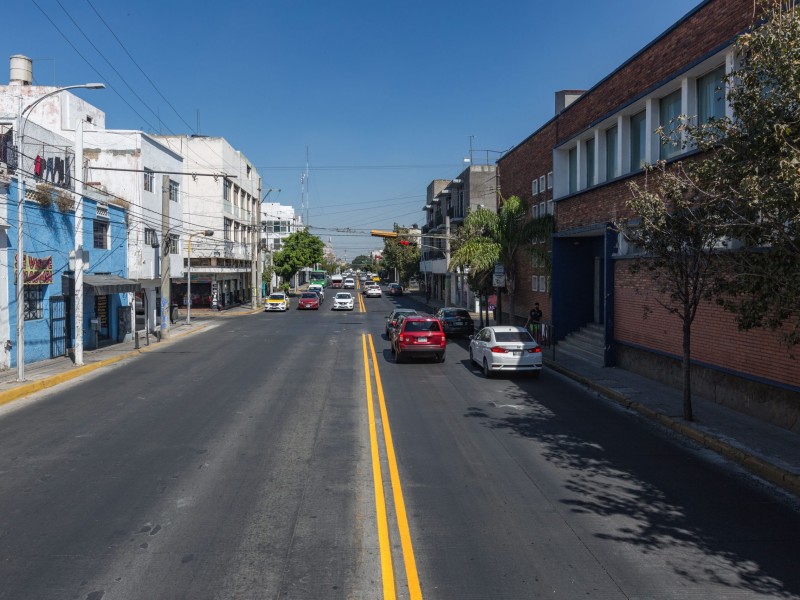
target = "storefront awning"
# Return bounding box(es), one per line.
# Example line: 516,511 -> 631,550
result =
62,274 -> 141,295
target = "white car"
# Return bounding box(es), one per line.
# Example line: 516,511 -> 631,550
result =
308,284 -> 325,301
332,292 -> 355,310
365,285 -> 382,298
343,278 -> 356,289
469,326 -> 543,378
265,292 -> 289,312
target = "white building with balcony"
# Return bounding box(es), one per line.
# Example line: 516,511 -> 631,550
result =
155,135 -> 261,309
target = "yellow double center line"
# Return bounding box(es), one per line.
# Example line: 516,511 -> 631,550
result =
361,333 -> 423,600
358,292 -> 366,312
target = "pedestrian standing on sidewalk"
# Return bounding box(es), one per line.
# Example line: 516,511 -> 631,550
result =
525,302 -> 543,340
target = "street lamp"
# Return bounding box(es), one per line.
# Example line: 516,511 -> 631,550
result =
15,82 -> 105,381
186,230 -> 214,324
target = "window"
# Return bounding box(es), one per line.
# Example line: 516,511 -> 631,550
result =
169,179 -> 179,202
697,65 -> 726,124
144,228 -> 158,247
23,286 -> 44,320
224,218 -> 232,241
606,125 -> 618,180
531,204 -> 539,218
532,178 -> 539,196
546,199 -> 553,215
532,276 -> 539,292
546,171 -> 553,190
93,220 -> 109,249
630,111 -> 646,172
539,202 -> 545,217
660,89 -> 683,160
223,179 -> 229,201
568,147 -> 578,194
538,276 -> 547,292
144,168 -> 154,192
539,175 -> 546,193
167,235 -> 178,254
585,138 -> 595,187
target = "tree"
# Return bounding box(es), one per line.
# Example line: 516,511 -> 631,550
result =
621,164 -> 727,421
679,1 -> 800,346
450,196 -> 547,325
272,229 -> 324,292
380,226 -> 420,284
351,255 -> 372,271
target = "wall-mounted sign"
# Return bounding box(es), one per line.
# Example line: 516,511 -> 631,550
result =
14,254 -> 53,284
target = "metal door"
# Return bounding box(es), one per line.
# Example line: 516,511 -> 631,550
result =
49,295 -> 69,358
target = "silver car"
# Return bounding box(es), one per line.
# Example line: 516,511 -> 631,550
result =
469,326 -> 543,378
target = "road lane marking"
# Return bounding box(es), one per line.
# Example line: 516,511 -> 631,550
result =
368,334 -> 424,600
358,293 -> 366,313
362,334 -> 396,600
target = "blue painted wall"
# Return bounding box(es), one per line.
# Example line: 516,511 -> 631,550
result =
551,234 -> 606,340
5,180 -> 129,366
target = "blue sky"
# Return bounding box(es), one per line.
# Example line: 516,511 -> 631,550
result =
7,0 -> 701,259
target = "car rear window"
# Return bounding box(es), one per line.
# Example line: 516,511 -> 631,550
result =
405,321 -> 442,333
301,293 -> 317,298
495,331 -> 535,343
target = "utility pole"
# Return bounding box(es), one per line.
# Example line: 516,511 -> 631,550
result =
160,174 -> 171,339
444,215 -> 451,307
74,120 -> 85,365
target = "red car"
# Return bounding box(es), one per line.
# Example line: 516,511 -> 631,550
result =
297,292 -> 320,310
391,314 -> 446,363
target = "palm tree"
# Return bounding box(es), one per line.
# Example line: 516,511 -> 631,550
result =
450,195 -> 549,325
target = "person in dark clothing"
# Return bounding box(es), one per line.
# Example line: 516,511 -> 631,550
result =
525,302 -> 543,339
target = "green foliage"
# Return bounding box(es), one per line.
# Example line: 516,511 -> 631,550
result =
450,196 -> 547,323
678,0 -> 800,345
351,255 -> 372,270
380,226 -> 421,283
273,229 -> 325,288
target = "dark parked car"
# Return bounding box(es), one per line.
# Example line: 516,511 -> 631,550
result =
385,308 -> 418,337
391,314 -> 446,363
387,283 -> 403,297
434,307 -> 475,337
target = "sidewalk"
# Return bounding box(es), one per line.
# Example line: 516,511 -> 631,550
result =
407,289 -> 800,499
0,302 -> 261,408
2,293 -> 799,499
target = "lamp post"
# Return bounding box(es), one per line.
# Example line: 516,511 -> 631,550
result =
186,230 -> 214,324
15,82 -> 104,381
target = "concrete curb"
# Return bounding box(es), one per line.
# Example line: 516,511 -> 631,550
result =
544,358 -> 800,499
0,323 -> 210,408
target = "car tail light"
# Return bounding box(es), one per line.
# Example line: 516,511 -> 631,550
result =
490,346 -> 508,353
527,347 -> 542,354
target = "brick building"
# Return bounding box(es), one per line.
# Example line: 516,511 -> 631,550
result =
497,0 -> 799,428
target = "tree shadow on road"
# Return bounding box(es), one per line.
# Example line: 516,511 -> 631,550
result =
463,381 -> 800,598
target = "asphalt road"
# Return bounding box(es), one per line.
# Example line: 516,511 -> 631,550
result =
1,290 -> 799,599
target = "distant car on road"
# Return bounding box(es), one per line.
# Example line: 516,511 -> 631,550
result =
297,292 -> 320,310
365,285 -> 382,298
332,292 -> 355,311
385,308 -> 418,337
265,292 -> 289,312
434,307 -> 475,337
307,284 -> 325,301
386,283 -> 403,297
344,278 -> 356,289
469,326 -> 543,378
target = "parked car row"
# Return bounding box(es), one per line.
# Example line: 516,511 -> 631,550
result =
384,305 -> 542,377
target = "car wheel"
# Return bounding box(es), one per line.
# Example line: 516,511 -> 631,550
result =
483,358 -> 492,378
469,348 -> 475,365
438,353 -> 445,363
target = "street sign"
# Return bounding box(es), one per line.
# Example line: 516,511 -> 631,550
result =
493,273 -> 505,287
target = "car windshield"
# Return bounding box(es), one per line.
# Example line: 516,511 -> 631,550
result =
442,309 -> 470,318
494,331 -> 535,343
268,294 -> 284,300
301,293 -> 317,299
336,293 -> 351,300
405,321 -> 441,332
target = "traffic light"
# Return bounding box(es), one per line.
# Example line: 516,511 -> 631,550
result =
370,230 -> 398,238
